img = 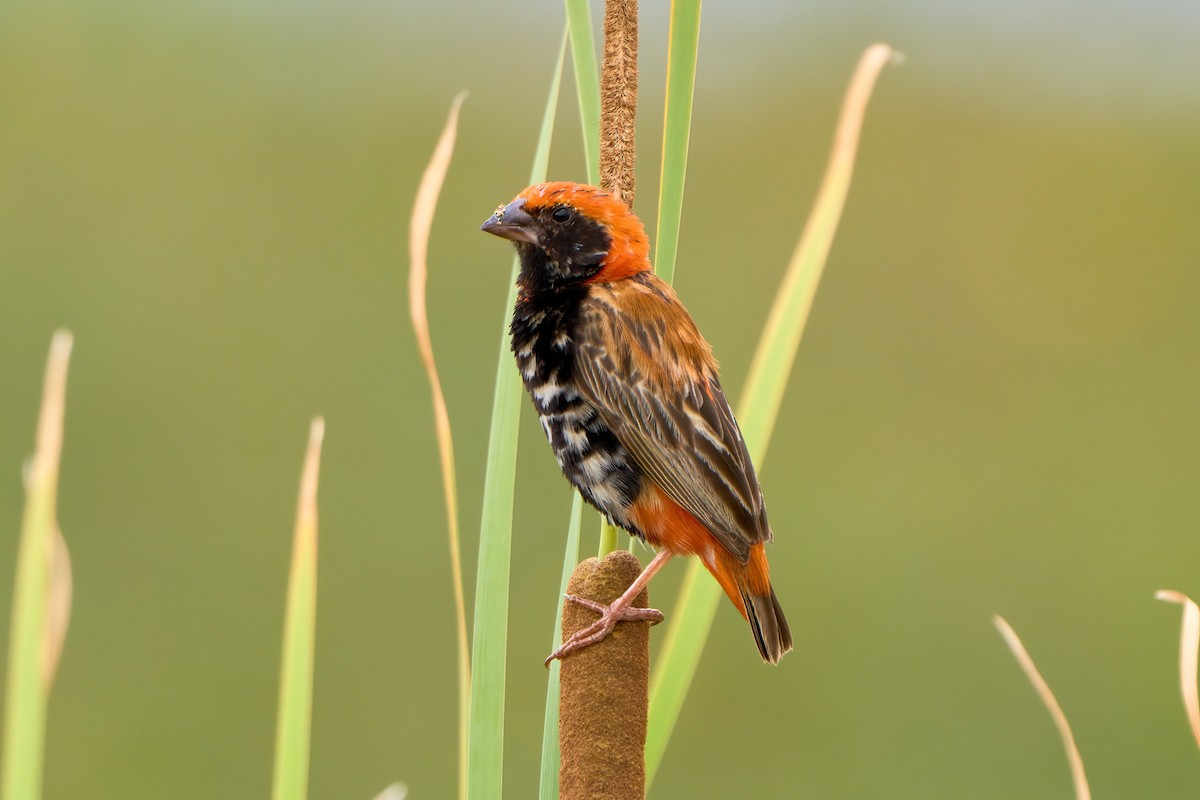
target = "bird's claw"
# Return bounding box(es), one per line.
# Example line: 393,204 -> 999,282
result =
562,593 -> 664,624
544,594 -> 664,666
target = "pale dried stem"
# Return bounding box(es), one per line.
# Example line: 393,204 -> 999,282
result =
1155,590 -> 1200,749
407,91 -> 470,800
41,528 -> 72,691
31,332 -> 73,489
35,332 -> 74,693
371,782 -> 409,800
295,418 -> 325,541
994,615 -> 1091,800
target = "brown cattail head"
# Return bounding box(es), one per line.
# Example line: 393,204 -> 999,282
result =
558,551 -> 650,800
599,0 -> 638,207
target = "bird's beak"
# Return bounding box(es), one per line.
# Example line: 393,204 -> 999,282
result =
481,198 -> 539,246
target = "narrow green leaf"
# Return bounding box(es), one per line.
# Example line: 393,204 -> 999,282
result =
537,492 -> 583,800
272,418 -> 325,800
2,331 -> 72,800
643,561 -> 716,782
564,0 -> 601,185
467,32 -> 568,800
737,45 -> 895,450
645,44 -> 897,787
596,518 -> 618,558
653,0 -> 702,286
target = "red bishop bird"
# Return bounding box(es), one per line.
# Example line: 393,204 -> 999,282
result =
481,181 -> 792,664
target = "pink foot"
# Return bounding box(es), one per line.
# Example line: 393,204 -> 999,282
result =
545,594 -> 664,666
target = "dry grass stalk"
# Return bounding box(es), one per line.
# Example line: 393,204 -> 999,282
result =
407,91 -> 471,800
1155,590 -> 1200,749
32,332 -> 75,694
994,615 -> 1091,800
40,527 -> 72,692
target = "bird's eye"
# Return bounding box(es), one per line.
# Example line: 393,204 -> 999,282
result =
552,207 -> 572,223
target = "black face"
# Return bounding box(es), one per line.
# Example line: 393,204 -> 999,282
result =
527,204 -> 611,283
482,198 -> 611,292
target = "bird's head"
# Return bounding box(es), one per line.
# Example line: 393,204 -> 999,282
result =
481,182 -> 650,289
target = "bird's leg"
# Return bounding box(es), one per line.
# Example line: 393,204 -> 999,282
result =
545,549 -> 672,665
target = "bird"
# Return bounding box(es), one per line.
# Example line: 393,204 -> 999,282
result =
481,181 -> 792,664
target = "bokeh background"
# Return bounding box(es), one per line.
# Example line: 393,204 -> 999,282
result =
2,0 -> 1199,797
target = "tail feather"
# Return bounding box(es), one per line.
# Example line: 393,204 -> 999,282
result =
703,544 -> 793,664
741,584 -> 793,664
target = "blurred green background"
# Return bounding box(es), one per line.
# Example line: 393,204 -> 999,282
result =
2,0 -> 1199,797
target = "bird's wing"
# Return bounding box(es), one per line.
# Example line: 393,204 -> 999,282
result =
575,274 -> 771,562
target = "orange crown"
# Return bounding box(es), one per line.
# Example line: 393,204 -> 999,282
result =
518,182 -> 651,283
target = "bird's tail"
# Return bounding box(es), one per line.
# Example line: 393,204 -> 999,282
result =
708,544 -> 793,664
740,582 -> 792,665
